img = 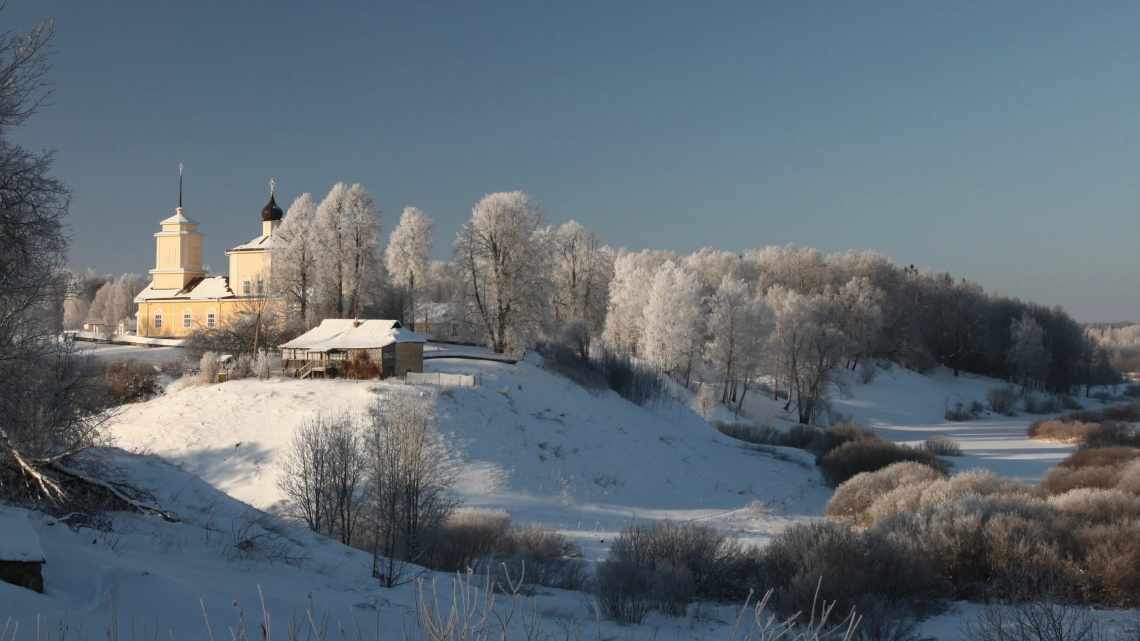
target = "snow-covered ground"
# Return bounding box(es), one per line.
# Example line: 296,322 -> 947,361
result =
8,353 -> 1129,639
737,363 -> 1088,483
108,356 -> 827,560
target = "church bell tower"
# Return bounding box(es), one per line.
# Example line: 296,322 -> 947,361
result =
150,163 -> 205,290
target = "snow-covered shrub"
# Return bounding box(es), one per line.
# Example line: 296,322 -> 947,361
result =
198,351 -> 220,384
923,436 -> 963,456
818,440 -> 949,487
596,521 -> 741,620
1073,520 -> 1140,606
1029,419 -> 1097,443
759,520 -> 945,621
826,462 -> 945,525
1085,421 -> 1140,449
866,470 -> 1034,525
986,386 -> 1018,415
1048,488 -> 1140,524
944,401 -> 976,422
1117,459 -> 1140,495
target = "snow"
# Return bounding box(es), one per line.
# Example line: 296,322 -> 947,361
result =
280,319 -> 425,351
159,208 -> 194,225
229,233 -> 273,251
133,276 -> 235,302
16,355 -> 1127,639
0,507 -> 45,562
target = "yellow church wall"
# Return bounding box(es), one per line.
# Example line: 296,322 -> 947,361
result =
228,251 -> 271,297
137,297 -> 285,338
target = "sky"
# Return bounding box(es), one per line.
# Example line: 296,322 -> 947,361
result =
7,1 -> 1140,321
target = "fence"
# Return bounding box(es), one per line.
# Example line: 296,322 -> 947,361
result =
405,371 -> 478,388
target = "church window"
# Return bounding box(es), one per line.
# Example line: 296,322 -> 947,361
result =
182,311 -> 192,328
207,313 -> 217,329
242,280 -> 251,296
154,313 -> 163,329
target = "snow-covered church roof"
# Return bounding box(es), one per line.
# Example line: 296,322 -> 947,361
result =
280,319 -> 426,351
133,276 -> 236,303
228,233 -> 274,252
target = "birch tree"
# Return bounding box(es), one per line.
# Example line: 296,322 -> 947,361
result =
706,275 -> 772,405
454,191 -> 549,353
273,192 -> 319,327
384,206 -> 433,330
316,182 -> 380,318
767,286 -> 849,424
641,261 -> 704,384
602,249 -> 672,356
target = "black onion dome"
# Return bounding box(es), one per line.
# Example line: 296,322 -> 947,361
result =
261,194 -> 284,221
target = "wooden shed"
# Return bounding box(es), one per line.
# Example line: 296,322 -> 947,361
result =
0,508 -> 46,593
279,319 -> 426,379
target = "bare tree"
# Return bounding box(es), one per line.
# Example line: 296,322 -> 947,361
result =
277,412 -> 366,544
364,390 -> 457,586
0,14 -> 112,501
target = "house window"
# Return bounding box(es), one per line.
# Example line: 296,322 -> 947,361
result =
242,280 -> 251,296
207,313 -> 217,329
255,278 -> 264,295
154,313 -> 163,329
182,311 -> 192,328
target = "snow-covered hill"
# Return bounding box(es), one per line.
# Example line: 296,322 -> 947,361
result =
108,356 -> 827,559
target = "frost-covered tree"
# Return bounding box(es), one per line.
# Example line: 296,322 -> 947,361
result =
706,275 -> 773,405
384,206 -> 433,330
602,249 -> 673,356
548,220 -> 612,358
84,273 -> 144,330
1008,312 -> 1048,388
835,276 -> 884,370
316,182 -> 381,318
454,191 -> 549,353
641,261 -> 704,383
767,286 -> 850,424
272,193 -> 319,327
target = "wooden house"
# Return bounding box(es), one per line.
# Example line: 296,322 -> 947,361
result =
279,319 -> 426,379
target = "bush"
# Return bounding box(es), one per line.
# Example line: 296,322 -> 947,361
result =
923,436 -> 963,456
101,360 -> 160,404
1048,488 -> 1140,524
818,440 -> 950,487
595,522 -> 740,620
424,510 -> 585,591
1029,419 -> 1098,443
1024,393 -> 1061,415
1085,422 -> 1140,449
944,402 -> 976,422
987,386 -> 1018,416
826,462 -> 946,525
759,521 -> 946,620
1059,447 -> 1140,470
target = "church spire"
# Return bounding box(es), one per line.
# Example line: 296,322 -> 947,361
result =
178,162 -> 184,208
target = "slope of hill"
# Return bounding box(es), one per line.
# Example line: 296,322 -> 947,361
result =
108,356 -> 828,559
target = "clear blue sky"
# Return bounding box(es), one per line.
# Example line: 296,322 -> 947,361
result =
9,1 -> 1140,321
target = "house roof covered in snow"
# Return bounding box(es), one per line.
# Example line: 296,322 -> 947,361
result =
159,208 -> 195,226
0,508 -> 45,563
133,276 -> 236,303
279,319 -> 426,351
